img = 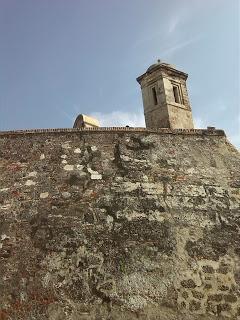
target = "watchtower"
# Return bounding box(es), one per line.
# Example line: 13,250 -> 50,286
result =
137,60 -> 194,129
73,114 -> 100,128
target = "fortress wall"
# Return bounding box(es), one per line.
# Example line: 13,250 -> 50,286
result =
0,130 -> 239,320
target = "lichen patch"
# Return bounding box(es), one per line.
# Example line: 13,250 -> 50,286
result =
63,165 -> 74,171
25,180 -> 36,186
40,192 -> 49,199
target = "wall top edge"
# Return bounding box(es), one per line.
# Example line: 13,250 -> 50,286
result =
0,127 -> 226,137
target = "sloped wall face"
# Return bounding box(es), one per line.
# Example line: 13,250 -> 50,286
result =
0,132 -> 239,320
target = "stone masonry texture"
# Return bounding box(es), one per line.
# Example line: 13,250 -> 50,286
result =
0,129 -> 239,320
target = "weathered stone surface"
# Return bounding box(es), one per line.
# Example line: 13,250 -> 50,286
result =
0,130 -> 239,320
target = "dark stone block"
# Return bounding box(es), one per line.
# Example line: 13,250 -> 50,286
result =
181,279 -> 196,289
202,265 -> 214,274
208,294 -> 222,302
204,284 -> 212,290
218,285 -> 229,291
192,290 -> 204,300
189,300 -> 201,311
217,264 -> 230,274
224,294 -> 237,303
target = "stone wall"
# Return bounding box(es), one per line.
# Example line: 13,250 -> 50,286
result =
0,129 -> 239,320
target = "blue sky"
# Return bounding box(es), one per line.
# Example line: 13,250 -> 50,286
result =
0,0 -> 239,147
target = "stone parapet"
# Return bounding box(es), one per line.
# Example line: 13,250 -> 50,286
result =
0,127 -> 226,137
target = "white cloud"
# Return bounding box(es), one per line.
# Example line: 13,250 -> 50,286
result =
161,35 -> 202,58
167,5 -> 194,35
90,111 -> 145,127
60,110 -> 75,122
168,15 -> 180,34
194,114 -> 240,149
131,31 -> 163,50
228,133 -> 240,149
193,116 -> 208,129
227,113 -> 240,149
